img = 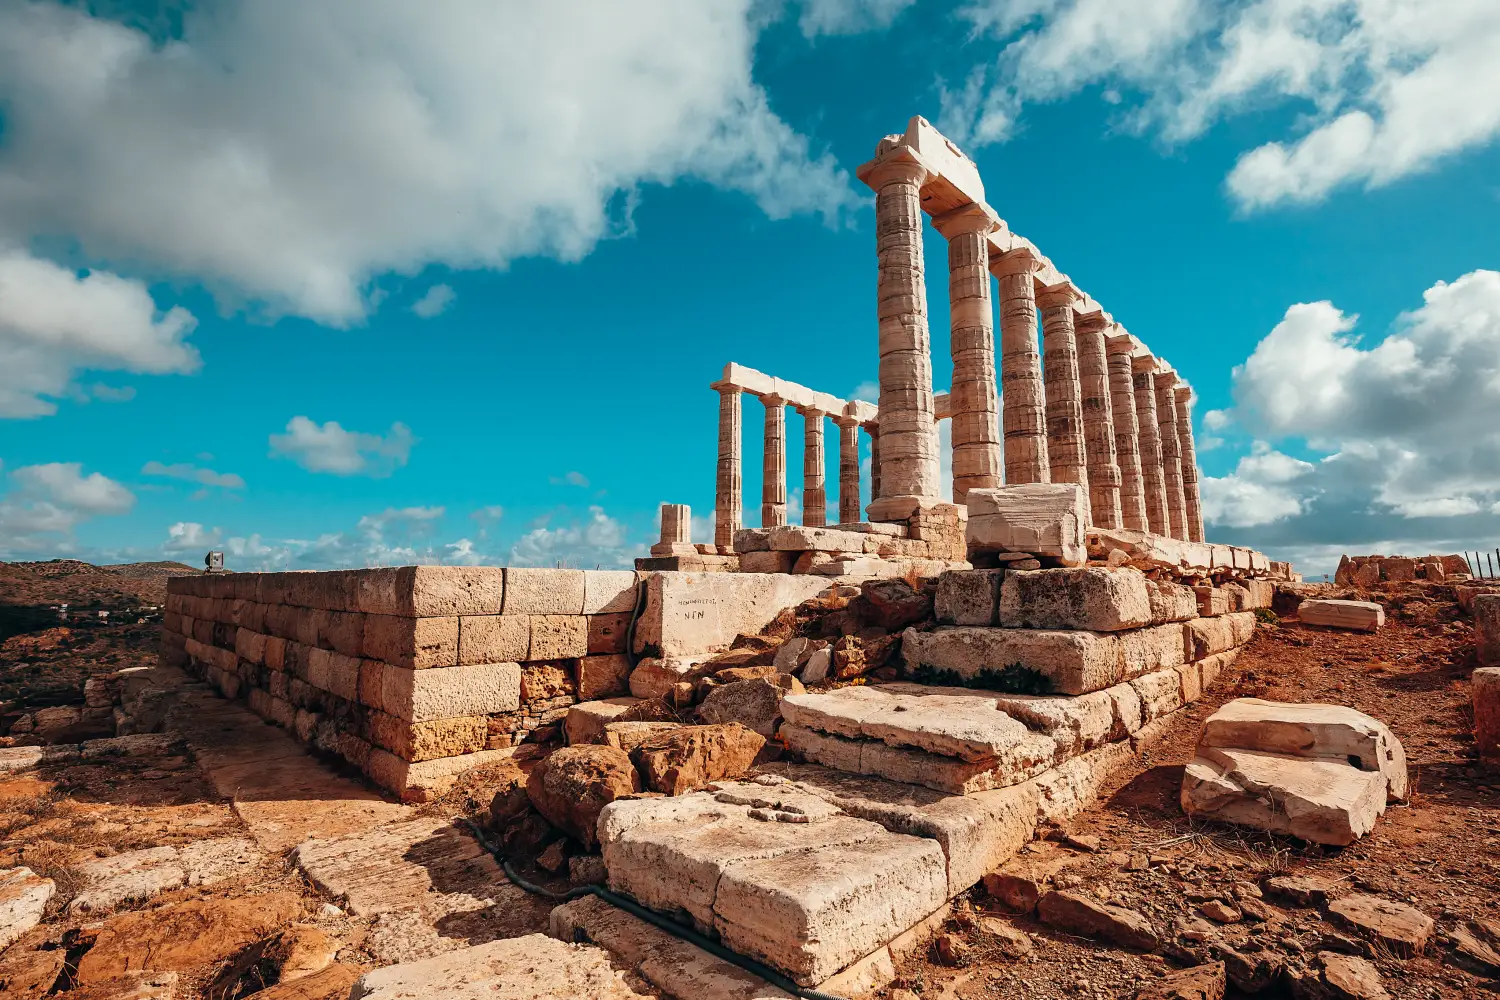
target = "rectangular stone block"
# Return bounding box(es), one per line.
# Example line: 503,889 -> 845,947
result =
577,654 -> 632,701
306,648 -> 361,701
1119,623 -> 1188,678
633,572 -> 832,658
367,712 -> 488,762
780,724 -> 1051,795
363,614 -> 459,669
1299,599 -> 1384,632
1146,580 -> 1199,624
738,550 -> 797,574
264,635 -> 287,672
529,615 -> 588,660
564,697 -> 641,745
583,570 -> 639,614
313,609 -> 365,657
900,626 -> 1122,696
1034,740 -> 1135,825
935,569 -> 1002,626
1185,612 -> 1255,660
1129,667 -> 1184,722
767,525 -> 873,553
1194,586 -> 1231,617
966,483 -> 1088,567
457,615 -> 530,665
587,613 -> 631,655
354,566 -> 504,617
359,658 -> 387,713
503,568 -> 586,615
234,628 -> 267,665
363,746 -> 516,802
998,567 -> 1152,632
381,661 -> 522,722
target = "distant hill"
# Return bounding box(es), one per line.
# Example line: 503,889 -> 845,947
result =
0,559 -> 200,609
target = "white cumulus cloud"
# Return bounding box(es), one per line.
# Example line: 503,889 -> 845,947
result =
142,460 -> 246,492
0,462 -> 135,556
269,416 -> 415,477
509,505 -> 644,569
411,284 -> 455,319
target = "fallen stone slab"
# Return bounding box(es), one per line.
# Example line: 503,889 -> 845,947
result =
1298,600 -> 1384,632
0,867 -> 54,951
634,723 -> 765,795
1326,893 -> 1434,956
632,572 -> 832,659
1037,890 -> 1159,951
780,722 -> 1053,795
998,567 -> 1152,632
252,962 -> 363,1000
68,838 -> 262,914
597,787 -> 949,985
1290,951 -> 1389,1000
1181,747 -> 1387,846
1198,699 -> 1408,801
1131,961 -> 1225,1000
966,483 -> 1088,567
348,933 -> 649,999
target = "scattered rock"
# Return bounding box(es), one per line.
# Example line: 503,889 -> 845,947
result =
1064,832 -> 1102,852
935,933 -> 970,966
1290,951 -> 1389,999
1265,875 -> 1342,907
1198,901 -> 1241,924
982,872 -> 1041,914
536,841 -> 567,873
801,647 -> 832,685
0,867 -> 54,951
76,893 -> 303,983
860,579 -> 933,631
526,745 -> 640,851
1038,890 -> 1159,951
486,761 -> 531,829
249,963 -> 362,1000
0,944 -> 66,999
601,721 -> 681,754
697,676 -> 801,738
1132,961 -> 1226,1000
68,970 -> 180,1000
1326,893 -> 1433,956
977,917 -> 1033,958
1215,944 -> 1281,993
632,723 -> 765,796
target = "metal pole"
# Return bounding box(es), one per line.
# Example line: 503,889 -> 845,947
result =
1489,551 -> 1496,579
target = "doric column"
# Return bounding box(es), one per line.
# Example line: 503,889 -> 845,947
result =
1037,282 -> 1090,517
1105,332 -> 1148,531
799,407 -> 828,527
995,247 -> 1049,485
1154,371 -> 1188,540
837,417 -> 861,525
712,382 -> 742,549
1174,384 -> 1206,542
867,424 -> 882,502
1075,310 -> 1121,529
1131,355 -> 1171,536
866,152 -> 939,518
760,393 -> 787,528
934,204 -> 1001,505
650,504 -> 695,556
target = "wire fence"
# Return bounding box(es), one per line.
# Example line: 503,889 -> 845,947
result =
1466,548 -> 1500,580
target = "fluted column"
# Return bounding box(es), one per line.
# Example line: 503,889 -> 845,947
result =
935,204 -> 1000,505
799,407 -> 827,527
1037,283 -> 1090,518
837,417 -> 861,524
1105,333 -> 1148,531
1075,311 -> 1121,529
1154,371 -> 1188,540
760,393 -> 786,528
712,382 -> 742,549
1173,383 -> 1205,542
995,248 -> 1049,484
1131,355 -> 1171,536
867,424 -> 882,501
866,152 -> 938,518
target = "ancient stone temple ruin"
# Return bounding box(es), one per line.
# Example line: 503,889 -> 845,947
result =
156,118 -> 1298,998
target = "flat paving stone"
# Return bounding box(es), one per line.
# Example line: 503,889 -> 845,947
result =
349,933 -> 650,999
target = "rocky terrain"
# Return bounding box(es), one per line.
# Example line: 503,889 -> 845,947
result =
0,572 -> 1493,999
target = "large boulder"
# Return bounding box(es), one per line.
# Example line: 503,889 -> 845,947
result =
526,745 -> 641,850
697,676 -> 803,737
633,723 -> 765,795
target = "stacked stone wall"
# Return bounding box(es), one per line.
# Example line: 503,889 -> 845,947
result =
160,566 -> 638,800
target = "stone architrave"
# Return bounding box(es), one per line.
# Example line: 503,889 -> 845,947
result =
1105,332 -> 1148,531
799,407 -> 828,528
1174,384 -> 1206,543
1131,354 -> 1171,537
995,248 -> 1049,485
836,416 -> 861,524
761,393 -> 787,528
934,203 -> 1001,506
1075,310 -> 1122,529
1037,283 -> 1090,518
713,382 -> 742,549
864,151 -> 939,519
1155,371 -> 1188,540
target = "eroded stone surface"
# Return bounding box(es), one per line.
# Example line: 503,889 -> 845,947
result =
999,567 -> 1152,632
966,484 -> 1089,567
0,867 -> 53,951
901,626 -> 1122,695
1298,600 -> 1384,632
1181,747 -> 1387,846
349,933 -> 649,1000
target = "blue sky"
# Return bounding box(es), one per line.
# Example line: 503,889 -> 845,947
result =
1,0 -> 1498,578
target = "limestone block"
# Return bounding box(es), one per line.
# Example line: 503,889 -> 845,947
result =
306,648 -> 360,701
1242,579 -> 1274,610
1130,668 -> 1184,723
1086,527 -> 1192,573
999,567 -> 1152,632
529,615 -> 589,660
966,484 -> 1088,567
503,568 -> 586,615
733,528 -> 772,552
1194,586 -> 1231,617
934,569 -> 1003,626
362,614 -> 459,670
381,661 -> 521,722
1103,682 -> 1144,738
565,697 -> 642,745
457,614 -> 529,665
574,653 -> 631,701
1181,747 -> 1387,846
1477,595 -> 1500,666
628,656 -> 705,704
1145,579 -> 1199,623
1299,599 -> 1384,632
313,609 -> 366,657
767,525 -> 872,553
582,570 -> 639,614
352,566 -> 504,617
1199,698 -> 1408,801
1034,740 -> 1135,825
1185,612 -> 1255,660
0,866 -> 55,950
633,572 -> 832,658
1474,668 -> 1500,757
980,689 -> 1117,758
234,628 -> 268,665
588,613 -> 632,655
779,723 -> 1052,795
350,933 -> 649,999
1175,662 -> 1203,704
1197,648 -> 1238,690
901,625 -> 1122,695
364,746 -> 516,802
368,712 -> 488,762
739,550 -> 797,574
603,721 -> 682,754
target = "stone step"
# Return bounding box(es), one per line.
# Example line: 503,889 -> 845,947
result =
597,784 -> 950,987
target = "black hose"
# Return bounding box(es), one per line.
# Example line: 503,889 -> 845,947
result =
457,816 -> 849,1000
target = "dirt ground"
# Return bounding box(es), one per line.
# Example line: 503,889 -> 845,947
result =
887,583 -> 1493,999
